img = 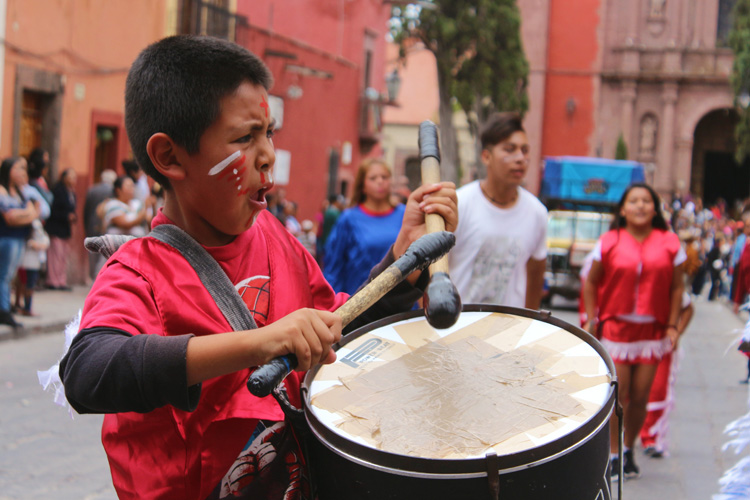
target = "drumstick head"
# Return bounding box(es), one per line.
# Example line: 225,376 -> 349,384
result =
424,272 -> 462,329
395,231 -> 456,276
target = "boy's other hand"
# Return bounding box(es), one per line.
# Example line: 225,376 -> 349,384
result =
265,309 -> 342,371
393,182 -> 457,259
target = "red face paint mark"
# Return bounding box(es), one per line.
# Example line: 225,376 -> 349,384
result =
260,172 -> 266,184
228,154 -> 245,171
260,96 -> 269,118
216,154 -> 246,180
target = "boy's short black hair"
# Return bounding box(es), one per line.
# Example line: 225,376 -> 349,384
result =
125,35 -> 273,188
480,112 -> 525,151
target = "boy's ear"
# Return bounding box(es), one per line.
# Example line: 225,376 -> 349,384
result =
480,148 -> 491,166
147,133 -> 186,182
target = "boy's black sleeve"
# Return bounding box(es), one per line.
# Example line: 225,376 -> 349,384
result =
344,245 -> 431,334
59,328 -> 201,414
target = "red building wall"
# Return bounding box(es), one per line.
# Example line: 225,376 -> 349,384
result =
237,0 -> 391,222
541,0 -> 600,158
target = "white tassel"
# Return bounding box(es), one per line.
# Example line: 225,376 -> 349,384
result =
600,337 -> 672,361
714,456 -> 750,499
36,310 -> 82,418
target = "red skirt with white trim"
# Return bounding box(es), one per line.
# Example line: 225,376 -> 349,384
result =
599,319 -> 671,364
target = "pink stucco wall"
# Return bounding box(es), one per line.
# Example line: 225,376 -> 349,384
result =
3,0 -> 165,177
238,0 -> 391,221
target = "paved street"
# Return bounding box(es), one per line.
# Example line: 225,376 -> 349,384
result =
0,287 -> 748,499
550,296 -> 750,500
0,287 -> 116,500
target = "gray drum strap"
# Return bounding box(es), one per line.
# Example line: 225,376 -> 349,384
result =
149,225 -> 257,332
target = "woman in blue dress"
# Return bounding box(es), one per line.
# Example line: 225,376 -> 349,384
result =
324,158 -> 405,294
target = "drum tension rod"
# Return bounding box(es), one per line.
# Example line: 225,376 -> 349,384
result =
485,451 -> 500,500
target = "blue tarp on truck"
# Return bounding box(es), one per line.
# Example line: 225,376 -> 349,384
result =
540,156 -> 646,208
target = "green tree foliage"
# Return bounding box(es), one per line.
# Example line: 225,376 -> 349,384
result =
730,0 -> 750,163
390,1 -> 529,183
615,133 -> 628,160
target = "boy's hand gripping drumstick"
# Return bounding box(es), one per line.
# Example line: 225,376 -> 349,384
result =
418,120 -> 462,329
247,230 -> 456,398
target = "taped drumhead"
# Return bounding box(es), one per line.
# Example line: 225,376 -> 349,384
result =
305,307 -> 613,464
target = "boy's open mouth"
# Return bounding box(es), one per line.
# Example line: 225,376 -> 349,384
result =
251,186 -> 270,205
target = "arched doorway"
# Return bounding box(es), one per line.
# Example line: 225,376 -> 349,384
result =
691,108 -> 750,209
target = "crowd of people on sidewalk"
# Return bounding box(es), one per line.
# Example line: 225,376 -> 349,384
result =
0,149 -> 168,331
0,149 -> 78,330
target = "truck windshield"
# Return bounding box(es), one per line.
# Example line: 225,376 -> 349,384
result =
547,213 -> 613,243
576,218 -> 608,241
548,216 -> 574,240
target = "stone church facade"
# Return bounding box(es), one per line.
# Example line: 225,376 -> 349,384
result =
597,0 -> 741,204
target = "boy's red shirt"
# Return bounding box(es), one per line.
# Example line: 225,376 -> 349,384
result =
80,210 -> 347,499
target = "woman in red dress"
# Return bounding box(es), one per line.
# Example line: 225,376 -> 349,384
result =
583,183 -> 685,482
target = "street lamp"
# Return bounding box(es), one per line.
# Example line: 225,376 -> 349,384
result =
739,89 -> 750,110
385,69 -> 402,104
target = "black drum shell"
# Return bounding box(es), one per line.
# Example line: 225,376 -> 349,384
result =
301,305 -> 616,500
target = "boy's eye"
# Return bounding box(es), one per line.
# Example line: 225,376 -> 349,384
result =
267,128 -> 275,139
235,134 -> 252,143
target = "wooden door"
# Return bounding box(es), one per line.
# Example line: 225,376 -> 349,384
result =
19,91 -> 43,158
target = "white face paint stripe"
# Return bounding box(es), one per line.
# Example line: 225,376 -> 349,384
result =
208,150 -> 242,176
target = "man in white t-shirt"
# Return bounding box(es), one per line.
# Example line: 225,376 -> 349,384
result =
448,112 -> 548,308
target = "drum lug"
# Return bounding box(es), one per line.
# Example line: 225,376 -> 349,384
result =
539,309 -> 552,320
485,451 -> 500,500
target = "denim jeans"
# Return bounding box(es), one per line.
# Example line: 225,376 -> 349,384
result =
0,237 -> 25,311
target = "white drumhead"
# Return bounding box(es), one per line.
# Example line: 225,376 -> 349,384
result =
308,311 -> 612,460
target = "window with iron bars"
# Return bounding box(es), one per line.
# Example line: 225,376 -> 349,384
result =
178,0 -> 248,41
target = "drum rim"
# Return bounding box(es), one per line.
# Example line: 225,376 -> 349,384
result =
302,304 -> 617,476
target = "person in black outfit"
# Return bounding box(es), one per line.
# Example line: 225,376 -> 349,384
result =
45,168 -> 77,290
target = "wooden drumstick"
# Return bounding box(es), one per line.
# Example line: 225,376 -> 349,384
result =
418,120 -> 462,329
247,230 -> 456,398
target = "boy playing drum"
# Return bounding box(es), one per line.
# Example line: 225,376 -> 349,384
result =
60,35 -> 457,500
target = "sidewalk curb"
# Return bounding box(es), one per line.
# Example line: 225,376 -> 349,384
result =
0,285 -> 89,343
0,318 -> 72,342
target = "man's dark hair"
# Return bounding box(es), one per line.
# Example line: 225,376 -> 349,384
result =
122,159 -> 140,178
480,112 -> 525,151
125,35 -> 273,188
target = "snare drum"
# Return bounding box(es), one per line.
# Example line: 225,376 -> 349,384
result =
302,305 -> 616,500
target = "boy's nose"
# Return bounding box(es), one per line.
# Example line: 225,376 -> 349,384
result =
257,140 -> 275,169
